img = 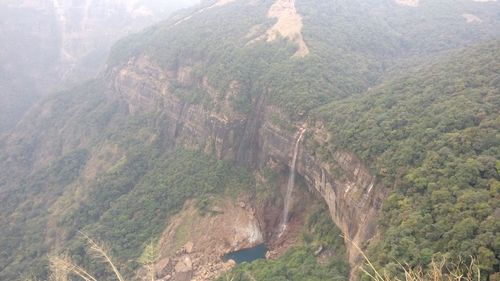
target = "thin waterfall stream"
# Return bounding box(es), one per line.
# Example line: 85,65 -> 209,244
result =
279,128 -> 306,237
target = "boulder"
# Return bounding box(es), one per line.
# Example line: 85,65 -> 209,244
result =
174,256 -> 193,273
184,242 -> 194,254
156,257 -> 171,277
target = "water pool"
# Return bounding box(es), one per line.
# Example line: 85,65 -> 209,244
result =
222,244 -> 268,264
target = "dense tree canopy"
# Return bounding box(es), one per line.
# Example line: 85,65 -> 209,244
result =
314,41 -> 500,277
0,0 -> 499,280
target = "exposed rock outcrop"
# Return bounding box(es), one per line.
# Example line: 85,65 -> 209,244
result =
153,200 -> 263,281
246,0 -> 309,57
148,177 -> 316,281
111,55 -> 387,278
264,0 -> 309,57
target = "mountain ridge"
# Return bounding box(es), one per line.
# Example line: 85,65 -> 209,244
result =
0,0 -> 499,280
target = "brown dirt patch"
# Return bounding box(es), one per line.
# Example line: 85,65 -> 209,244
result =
265,0 -> 309,57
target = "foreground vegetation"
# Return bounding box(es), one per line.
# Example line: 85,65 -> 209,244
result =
46,230 -> 484,281
0,79 -> 256,279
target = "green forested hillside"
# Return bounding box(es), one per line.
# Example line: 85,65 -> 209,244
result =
217,37 -> 500,281
0,0 -> 499,280
0,79 -> 256,279
314,41 -> 500,277
109,0 -> 500,118
65,150 -> 255,279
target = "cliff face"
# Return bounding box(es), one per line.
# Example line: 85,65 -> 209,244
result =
153,199 -> 262,281
2,0 -> 195,77
0,0 -> 196,134
111,55 -> 387,268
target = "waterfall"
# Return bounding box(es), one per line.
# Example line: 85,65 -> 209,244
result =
279,128 -> 306,236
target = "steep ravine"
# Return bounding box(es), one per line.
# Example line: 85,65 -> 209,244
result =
111,56 -> 388,276
147,183 -> 319,281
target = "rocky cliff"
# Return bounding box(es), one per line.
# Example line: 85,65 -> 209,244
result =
111,55 -> 387,271
0,0 -> 197,134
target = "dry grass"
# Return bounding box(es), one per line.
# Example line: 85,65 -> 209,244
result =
47,232 -> 482,281
49,255 -> 96,281
49,232 -> 159,281
361,257 -> 481,281
346,236 -> 481,281
49,232 -> 128,281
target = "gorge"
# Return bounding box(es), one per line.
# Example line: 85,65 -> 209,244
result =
110,53 -> 386,274
0,0 -> 499,280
